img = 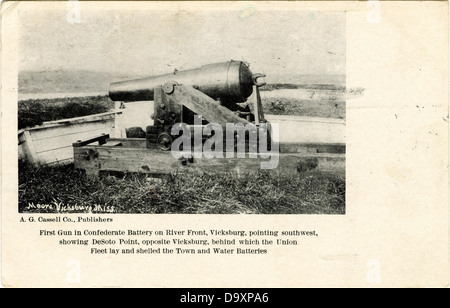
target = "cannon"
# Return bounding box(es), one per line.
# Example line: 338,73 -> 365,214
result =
109,60 -> 268,151
109,61 -> 265,104
73,60 -> 345,177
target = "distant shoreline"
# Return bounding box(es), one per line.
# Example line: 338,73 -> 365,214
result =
18,84 -> 346,101
19,70 -> 346,96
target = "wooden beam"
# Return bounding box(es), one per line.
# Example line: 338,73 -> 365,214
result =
72,134 -> 110,147
154,87 -> 182,126
42,110 -> 122,126
21,130 -> 38,165
167,85 -> 250,127
73,144 -> 345,177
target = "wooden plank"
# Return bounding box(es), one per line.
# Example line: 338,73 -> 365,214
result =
72,134 -> 110,147
18,131 -> 27,145
33,129 -> 111,153
100,138 -> 345,154
18,144 -> 26,160
73,145 -> 345,177
102,141 -> 123,147
44,158 -> 73,166
36,144 -> 72,154
36,146 -> 74,165
42,111 -> 121,125
29,121 -> 113,141
154,87 -> 182,126
21,130 -> 38,165
168,85 -> 250,127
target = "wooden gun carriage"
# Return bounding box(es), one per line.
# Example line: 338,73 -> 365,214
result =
73,61 -> 345,176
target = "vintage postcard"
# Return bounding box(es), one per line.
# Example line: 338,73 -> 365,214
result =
1,1 -> 448,288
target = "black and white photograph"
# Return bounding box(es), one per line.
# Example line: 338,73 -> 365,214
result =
3,0 -> 449,290
18,6 -> 347,214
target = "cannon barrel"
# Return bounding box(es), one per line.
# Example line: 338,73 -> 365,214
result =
109,61 -> 255,103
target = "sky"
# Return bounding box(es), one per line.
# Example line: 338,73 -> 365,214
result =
19,7 -> 346,77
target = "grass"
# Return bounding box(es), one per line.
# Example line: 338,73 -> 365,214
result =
18,161 -> 345,215
259,98 -> 346,119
